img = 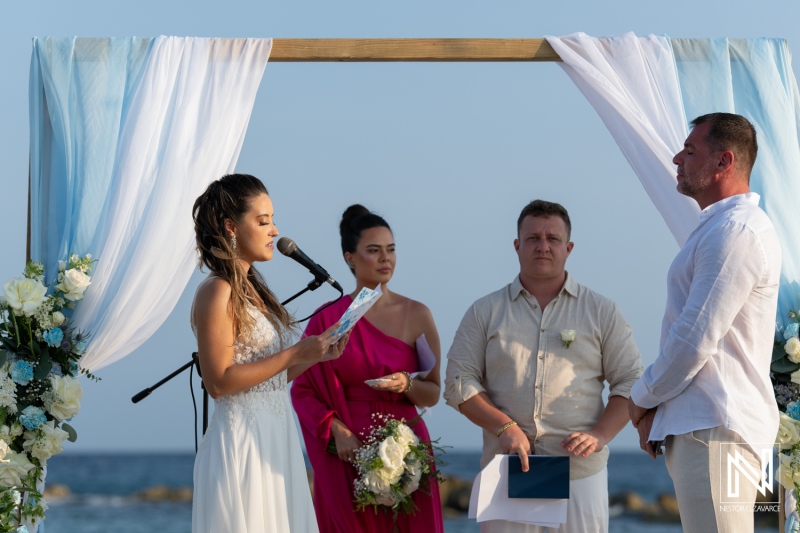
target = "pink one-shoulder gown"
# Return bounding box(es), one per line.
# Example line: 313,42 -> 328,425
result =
291,296 -> 444,533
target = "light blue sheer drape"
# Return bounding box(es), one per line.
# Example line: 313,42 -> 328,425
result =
672,38 -> 800,328
29,38 -> 153,279
29,36 -> 272,372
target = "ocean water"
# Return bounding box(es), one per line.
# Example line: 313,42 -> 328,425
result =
38,451 -> 776,532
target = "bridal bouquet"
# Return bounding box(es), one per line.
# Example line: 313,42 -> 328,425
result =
0,255 -> 96,532
353,413 -> 444,515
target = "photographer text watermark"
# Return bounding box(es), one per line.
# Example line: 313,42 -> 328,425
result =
719,442 -> 778,510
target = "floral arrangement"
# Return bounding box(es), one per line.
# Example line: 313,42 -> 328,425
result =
0,255 -> 95,532
773,310 -> 800,520
353,414 -> 444,516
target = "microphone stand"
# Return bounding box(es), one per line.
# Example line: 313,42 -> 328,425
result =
280,277 -> 324,307
131,273 -> 338,451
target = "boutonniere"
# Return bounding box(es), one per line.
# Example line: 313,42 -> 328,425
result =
560,329 -> 576,348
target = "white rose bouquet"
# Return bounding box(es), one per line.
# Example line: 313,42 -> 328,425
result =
0,255 -> 97,532
352,413 -> 445,516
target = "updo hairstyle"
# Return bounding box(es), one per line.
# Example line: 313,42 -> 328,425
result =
339,204 -> 392,275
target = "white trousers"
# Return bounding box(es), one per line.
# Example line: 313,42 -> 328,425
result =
480,467 -> 608,533
665,426 -> 763,533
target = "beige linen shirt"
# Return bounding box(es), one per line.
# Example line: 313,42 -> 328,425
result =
444,273 -> 643,479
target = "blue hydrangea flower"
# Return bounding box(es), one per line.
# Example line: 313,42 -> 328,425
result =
19,406 -> 46,430
785,322 -> 800,340
43,327 -> 64,348
788,401 -> 800,421
15,526 -> 29,533
10,360 -> 34,386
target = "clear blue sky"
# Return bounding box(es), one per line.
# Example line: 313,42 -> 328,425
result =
1,0 -> 798,452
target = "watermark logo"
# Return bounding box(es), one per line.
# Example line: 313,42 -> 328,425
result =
720,443 -> 778,507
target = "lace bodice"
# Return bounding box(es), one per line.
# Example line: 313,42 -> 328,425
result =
230,307 -> 291,388
206,307 -> 294,433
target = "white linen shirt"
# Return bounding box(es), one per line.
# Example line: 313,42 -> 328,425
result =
630,193 -> 781,451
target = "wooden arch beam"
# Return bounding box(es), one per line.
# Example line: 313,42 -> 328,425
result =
268,38 -> 561,62
26,37 -> 561,261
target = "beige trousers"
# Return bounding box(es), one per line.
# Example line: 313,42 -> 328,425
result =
665,426 -> 768,533
480,467 -> 608,533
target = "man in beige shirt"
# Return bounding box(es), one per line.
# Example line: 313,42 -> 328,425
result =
444,200 -> 643,533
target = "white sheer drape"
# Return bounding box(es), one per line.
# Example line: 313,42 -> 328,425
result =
76,37 -> 272,371
546,32 -> 700,246
30,37 -> 272,371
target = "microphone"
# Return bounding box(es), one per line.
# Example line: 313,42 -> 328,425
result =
277,237 -> 343,292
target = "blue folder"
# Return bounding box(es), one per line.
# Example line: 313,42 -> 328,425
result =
507,455 -> 570,499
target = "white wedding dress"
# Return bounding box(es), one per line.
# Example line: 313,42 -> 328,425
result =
192,307 -> 319,532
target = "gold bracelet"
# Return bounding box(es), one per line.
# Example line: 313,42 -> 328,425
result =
496,420 -> 518,437
401,371 -> 413,393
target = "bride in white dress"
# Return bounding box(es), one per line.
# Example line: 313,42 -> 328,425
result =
190,174 -> 349,533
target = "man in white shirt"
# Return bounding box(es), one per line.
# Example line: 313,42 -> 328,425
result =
628,113 -> 781,533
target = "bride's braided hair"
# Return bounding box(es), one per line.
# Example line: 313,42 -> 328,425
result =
192,174 -> 294,339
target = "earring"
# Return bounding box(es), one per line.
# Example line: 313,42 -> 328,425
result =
231,234 -> 237,251
347,262 -> 354,268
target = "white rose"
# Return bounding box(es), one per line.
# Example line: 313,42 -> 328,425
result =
393,423 -> 419,450
0,439 -> 9,460
51,311 -> 65,327
2,277 -> 48,317
376,463 -> 404,485
787,338 -> 800,364
778,412 -> 800,450
0,451 -> 35,488
364,469 -> 390,493
23,420 -> 69,461
378,436 -> 406,472
9,423 -> 22,438
404,462 -> 424,494
779,453 -> 800,489
560,329 -> 577,347
55,268 -> 91,301
46,375 -> 83,421
792,369 -> 800,386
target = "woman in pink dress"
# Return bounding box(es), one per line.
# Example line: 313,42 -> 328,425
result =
291,204 -> 444,533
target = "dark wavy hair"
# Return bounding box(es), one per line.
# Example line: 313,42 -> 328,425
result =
192,174 -> 294,338
339,204 -> 392,275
